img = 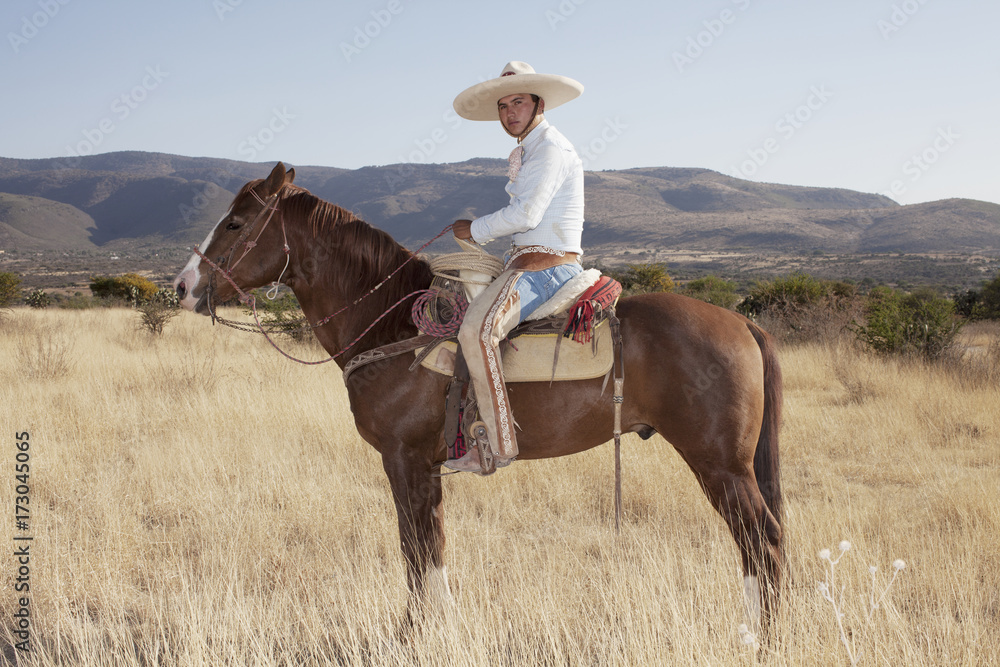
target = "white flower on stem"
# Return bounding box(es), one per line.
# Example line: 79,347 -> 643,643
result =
819,548 -> 831,560
869,565 -> 878,575
839,540 -> 852,552
893,559 -> 906,571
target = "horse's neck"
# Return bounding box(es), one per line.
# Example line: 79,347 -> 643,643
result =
288,223 -> 429,365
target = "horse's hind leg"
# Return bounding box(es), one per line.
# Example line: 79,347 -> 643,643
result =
699,469 -> 783,642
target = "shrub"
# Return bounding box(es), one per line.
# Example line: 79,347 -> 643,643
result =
737,272 -> 828,318
26,289 -> 51,309
89,273 -> 159,305
608,263 -> 674,296
851,286 -> 962,359
136,288 -> 180,336
679,275 -> 739,309
972,271 -> 1000,320
0,272 -> 21,309
243,290 -> 312,342
952,288 -> 978,319
738,273 -> 861,344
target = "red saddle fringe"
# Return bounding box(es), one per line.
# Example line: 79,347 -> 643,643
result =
563,276 -> 622,343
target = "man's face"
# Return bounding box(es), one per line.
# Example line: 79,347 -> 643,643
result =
498,93 -> 542,136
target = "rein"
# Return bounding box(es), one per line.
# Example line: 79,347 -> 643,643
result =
193,210 -> 457,365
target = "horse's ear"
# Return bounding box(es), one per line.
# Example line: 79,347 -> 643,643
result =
263,162 -> 287,196
286,167 -> 295,184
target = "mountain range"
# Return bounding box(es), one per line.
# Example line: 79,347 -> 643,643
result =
2,151 -> 999,261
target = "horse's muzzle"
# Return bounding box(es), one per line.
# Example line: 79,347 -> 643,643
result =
173,270 -> 210,313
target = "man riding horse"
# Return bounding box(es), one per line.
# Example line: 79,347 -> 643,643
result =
445,61 -> 587,474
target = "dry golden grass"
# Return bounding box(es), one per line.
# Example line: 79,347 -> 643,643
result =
1,309 -> 998,665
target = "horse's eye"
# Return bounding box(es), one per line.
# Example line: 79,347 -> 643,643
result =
226,222 -> 242,231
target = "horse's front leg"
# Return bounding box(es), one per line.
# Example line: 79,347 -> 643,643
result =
381,446 -> 454,623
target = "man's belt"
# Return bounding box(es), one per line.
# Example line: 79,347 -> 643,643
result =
504,245 -> 581,272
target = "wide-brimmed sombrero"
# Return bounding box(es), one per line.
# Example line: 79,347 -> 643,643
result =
453,61 -> 583,121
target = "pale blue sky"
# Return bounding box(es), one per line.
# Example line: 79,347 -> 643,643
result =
3,0 -> 997,205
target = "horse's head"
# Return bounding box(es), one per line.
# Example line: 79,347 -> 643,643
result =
173,162 -> 296,314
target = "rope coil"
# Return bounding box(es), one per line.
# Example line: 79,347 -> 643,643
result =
410,288 -> 468,338
409,249 -> 503,338
429,252 -> 504,286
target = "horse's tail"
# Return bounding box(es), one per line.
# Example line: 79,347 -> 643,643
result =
747,322 -> 783,527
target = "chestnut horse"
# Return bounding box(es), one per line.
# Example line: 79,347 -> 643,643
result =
173,162 -> 784,637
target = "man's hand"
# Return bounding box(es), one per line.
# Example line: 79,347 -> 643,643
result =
453,219 -> 474,242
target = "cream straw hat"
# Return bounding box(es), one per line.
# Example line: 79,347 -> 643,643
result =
453,61 -> 583,121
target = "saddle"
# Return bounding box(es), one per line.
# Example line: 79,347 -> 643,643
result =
416,269 -> 622,383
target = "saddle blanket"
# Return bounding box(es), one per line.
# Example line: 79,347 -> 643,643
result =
416,317 -> 614,382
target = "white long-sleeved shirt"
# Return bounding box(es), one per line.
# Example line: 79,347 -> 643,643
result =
470,119 -> 584,255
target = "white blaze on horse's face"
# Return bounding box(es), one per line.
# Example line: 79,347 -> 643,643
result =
172,207 -> 231,311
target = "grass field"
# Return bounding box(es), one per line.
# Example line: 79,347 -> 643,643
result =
1,308 -> 998,665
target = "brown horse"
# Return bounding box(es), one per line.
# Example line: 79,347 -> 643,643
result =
173,162 -> 784,638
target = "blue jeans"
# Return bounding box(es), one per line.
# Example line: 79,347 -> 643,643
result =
514,263 -> 585,322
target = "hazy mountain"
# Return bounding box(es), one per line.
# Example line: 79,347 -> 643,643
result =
2,151 -> 999,257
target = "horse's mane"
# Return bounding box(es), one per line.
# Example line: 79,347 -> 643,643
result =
238,181 -> 433,347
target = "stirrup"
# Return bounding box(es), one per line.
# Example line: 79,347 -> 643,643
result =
442,421 -> 512,476
442,446 -> 482,473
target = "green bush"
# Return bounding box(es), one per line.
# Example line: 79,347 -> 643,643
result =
608,263 -> 674,296
680,275 -> 739,309
243,290 -> 312,342
26,289 -> 51,309
738,273 -> 862,344
972,271 -> 1000,320
737,272 -> 829,318
89,273 -> 159,305
0,272 -> 21,308
953,288 -> 978,319
851,286 -> 962,359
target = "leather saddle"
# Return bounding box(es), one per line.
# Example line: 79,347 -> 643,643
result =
415,268 -> 621,383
